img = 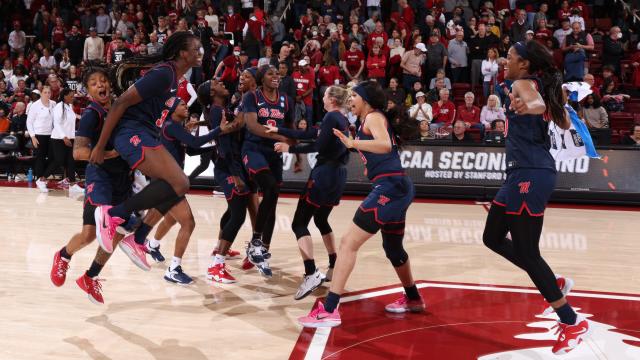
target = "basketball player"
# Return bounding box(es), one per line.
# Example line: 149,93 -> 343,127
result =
240,65 -> 295,277
266,85 -> 351,300
298,80 -> 424,328
88,32 -> 203,276
50,67 -> 141,304
482,41 -> 589,355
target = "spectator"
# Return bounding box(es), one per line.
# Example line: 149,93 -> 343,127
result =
258,46 -> 274,68
10,102 -> 27,138
366,21 -> 387,50
603,27 -> 624,76
510,9 -> 532,43
147,33 -> 162,56
497,34 -> 511,58
557,1 -> 572,21
408,81 -> 424,105
366,43 -> 387,86
425,29 -> 448,82
487,15 -> 501,38
534,18 -> 552,44
156,16 -> 171,45
9,66 -> 28,91
2,60 -> 13,81
481,48 -> 499,99
534,2 -> 550,25
400,43 -> 426,91
293,59 -> 316,123
349,23 -> 365,45
0,109 -> 9,134
39,48 -> 57,74
480,94 -> 506,129
8,21 -> 26,57
621,124 -> 640,146
417,119 -> 431,141
96,6 -> 111,34
388,38 -> 405,79
553,19 -> 572,51
341,40 -> 365,82
431,88 -> 455,128
568,7 -> 585,31
26,85 -> 56,192
318,56 -> 341,93
408,91 -> 432,123
426,78 -> 447,104
278,62 -> 297,100
80,7 -> 97,34
447,30 -> 468,83
484,119 -> 506,144
66,25 -> 84,65
582,94 -> 609,129
583,73 -> 600,97
47,88 -> 79,190
429,68 -> 452,90
600,79 -> 629,112
563,21 -> 594,81
385,78 -> 406,106
450,119 -> 474,143
83,27 -> 104,62
469,23 -> 498,91
64,65 -> 81,92
456,92 -> 482,132
631,43 -> 640,90
110,37 -> 133,64
323,31 -> 346,66
215,46 -> 242,91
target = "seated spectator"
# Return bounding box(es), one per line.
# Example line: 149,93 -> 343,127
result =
418,119 -> 431,141
426,77 -> 448,104
450,119 -> 474,143
10,102 -> 27,138
408,81 -> 425,106
484,119 -> 506,144
534,18 -> 553,45
431,88 -> 455,128
568,7 -> 585,31
385,78 -> 406,106
600,79 -> 629,113
582,94 -> 609,129
525,30 -> 535,42
583,74 -> 600,97
621,124 -> 640,146
0,108 -> 9,134
428,68 -> 452,90
408,91 -> 432,123
562,21 -> 594,82
553,19 -> 572,50
497,34 -> 511,58
456,92 -> 482,133
480,94 -> 506,129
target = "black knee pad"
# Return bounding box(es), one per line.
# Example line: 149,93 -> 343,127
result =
292,220 -> 311,239
313,216 -> 332,235
382,233 -> 408,267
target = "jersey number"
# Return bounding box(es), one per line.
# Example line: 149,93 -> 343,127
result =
155,110 -> 169,127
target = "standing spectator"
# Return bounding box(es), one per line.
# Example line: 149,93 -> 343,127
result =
469,23 -> 498,91
64,65 -> 81,92
557,1 -> 572,22
366,43 -> 387,86
385,78 -> 406,106
582,94 -> 609,129
480,94 -> 505,129
425,30 -> 448,82
602,27 -> 625,76
448,30 -> 468,83
450,119 -> 474,143
563,22 -> 594,81
9,21 -> 26,57
318,56 -> 341,93
83,27 -> 104,62
66,25 -> 84,65
568,7 -> 585,31
2,60 -> 13,80
271,42 -> 294,75
26,85 -> 56,192
224,5 -> 245,42
205,6 -> 220,34
341,40 -> 365,82
481,48 -> 499,99
456,92 -> 482,132
497,34 -> 511,58
391,0 -> 415,33
293,60 -> 316,123
388,38 -> 405,79
39,48 -> 57,73
366,21 -> 388,50
431,88 -> 455,128
278,62 -> 297,100
0,109 -> 9,134
270,15 -> 286,50
110,37 -> 133,64
215,46 -> 242,92
46,88 -> 80,191
96,6 -> 111,34
156,17 -> 171,45
553,19 -> 572,50
408,91 -> 432,123
510,9 -> 532,43
80,7 -> 96,34
51,17 -> 67,49
400,43 -> 426,92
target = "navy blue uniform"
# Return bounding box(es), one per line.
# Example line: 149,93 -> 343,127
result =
77,101 -> 132,225
493,77 -> 556,216
279,111 -> 349,207
241,89 -> 293,183
210,105 -> 253,200
355,112 -> 414,233
161,120 -> 220,168
112,61 -> 179,169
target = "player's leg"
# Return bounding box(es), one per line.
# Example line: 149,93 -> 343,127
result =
163,198 -> 196,285
291,196 -> 323,300
209,195 -> 248,283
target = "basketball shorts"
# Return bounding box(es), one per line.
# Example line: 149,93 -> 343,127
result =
83,163 -> 132,226
241,142 -> 283,184
301,164 -> 347,207
354,174 -> 415,234
113,127 -> 162,170
493,168 -> 556,216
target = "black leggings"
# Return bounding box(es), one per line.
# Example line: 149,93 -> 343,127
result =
33,134 -> 51,178
219,195 -> 248,243
253,171 -> 280,237
188,150 -> 213,181
291,197 -> 334,240
43,138 -> 75,182
483,204 -> 563,303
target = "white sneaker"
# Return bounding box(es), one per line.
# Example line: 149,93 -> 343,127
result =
294,269 -> 324,300
69,184 -> 84,193
36,179 -> 49,193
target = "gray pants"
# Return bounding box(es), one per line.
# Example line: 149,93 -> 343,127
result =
471,59 -> 483,89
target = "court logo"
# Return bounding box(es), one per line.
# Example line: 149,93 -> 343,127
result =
129,135 -> 141,147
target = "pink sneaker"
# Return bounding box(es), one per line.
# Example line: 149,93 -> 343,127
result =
298,302 -> 341,328
94,205 -> 125,253
118,235 -> 151,271
384,295 -> 426,313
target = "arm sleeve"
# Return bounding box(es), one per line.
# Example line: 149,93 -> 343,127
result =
277,126 -> 319,139
165,121 -> 220,148
134,65 -> 175,102
289,142 -> 317,154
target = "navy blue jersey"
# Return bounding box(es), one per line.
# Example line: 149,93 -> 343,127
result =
241,89 -> 293,147
279,111 -> 349,165
210,105 -> 245,176
77,101 -> 128,172
119,61 -> 179,134
161,120 -> 219,168
504,77 -> 556,171
355,112 -> 404,180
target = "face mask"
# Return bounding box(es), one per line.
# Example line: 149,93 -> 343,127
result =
228,8 -> 233,14
233,51 -> 240,56
313,31 -> 318,36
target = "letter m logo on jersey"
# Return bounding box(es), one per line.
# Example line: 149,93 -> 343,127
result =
130,135 -> 142,147
258,108 -> 269,117
518,181 -> 531,194
377,195 -> 391,206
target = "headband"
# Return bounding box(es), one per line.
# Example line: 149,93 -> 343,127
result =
245,67 -> 258,79
514,41 -> 528,60
352,84 -> 370,104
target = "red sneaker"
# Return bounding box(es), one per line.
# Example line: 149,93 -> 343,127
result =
241,256 -> 255,270
384,295 -> 426,313
212,249 -> 241,260
50,250 -> 70,287
552,317 -> 590,355
542,276 -> 575,315
207,263 -> 237,284
76,273 -> 104,305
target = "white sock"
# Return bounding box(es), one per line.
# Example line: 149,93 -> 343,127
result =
170,256 -> 181,271
149,238 -> 161,248
213,254 -> 225,266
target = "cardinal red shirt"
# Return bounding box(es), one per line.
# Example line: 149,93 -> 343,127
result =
220,55 -> 240,82
318,65 -> 341,86
456,105 -> 481,124
341,49 -> 364,77
432,100 -> 456,125
51,26 -> 66,47
292,68 -> 316,106
366,54 -> 386,79
366,30 -> 388,50
535,29 -> 553,44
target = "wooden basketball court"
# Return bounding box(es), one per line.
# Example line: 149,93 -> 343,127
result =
1,185 -> 639,359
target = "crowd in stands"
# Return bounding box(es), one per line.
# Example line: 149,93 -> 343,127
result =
1,0 -> 640,181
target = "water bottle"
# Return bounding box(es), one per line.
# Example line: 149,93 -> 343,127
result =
27,168 -> 33,182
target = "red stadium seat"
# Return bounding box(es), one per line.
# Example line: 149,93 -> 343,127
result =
609,112 -> 634,131
595,18 -> 612,31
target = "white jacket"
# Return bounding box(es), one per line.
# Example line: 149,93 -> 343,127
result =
26,99 -> 56,136
51,102 -> 76,140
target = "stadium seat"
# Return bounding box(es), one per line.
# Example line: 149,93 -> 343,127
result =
609,112 -> 634,132
595,18 -> 612,31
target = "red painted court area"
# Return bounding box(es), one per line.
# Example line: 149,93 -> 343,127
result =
291,281 -> 640,359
